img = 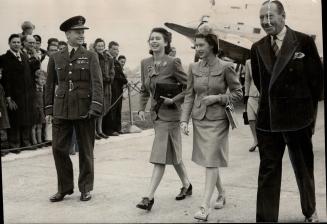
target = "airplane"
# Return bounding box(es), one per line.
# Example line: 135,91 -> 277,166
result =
164,0 -> 322,65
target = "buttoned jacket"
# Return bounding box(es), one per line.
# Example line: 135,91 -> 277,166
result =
45,46 -> 103,120
251,27 -> 323,131
181,57 -> 242,123
139,55 -> 187,121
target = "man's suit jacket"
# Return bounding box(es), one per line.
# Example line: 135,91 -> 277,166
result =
251,26 -> 323,132
45,46 -> 103,120
181,57 -> 242,123
139,55 -> 187,121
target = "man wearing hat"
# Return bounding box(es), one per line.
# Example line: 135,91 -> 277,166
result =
45,15 -> 103,202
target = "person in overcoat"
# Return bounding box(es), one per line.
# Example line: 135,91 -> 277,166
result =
136,27 -> 192,211
251,1 -> 323,222
93,38 -> 114,139
180,23 -> 242,221
45,16 -> 103,202
1,34 -> 36,149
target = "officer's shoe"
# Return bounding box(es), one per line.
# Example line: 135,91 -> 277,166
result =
49,189 -> 74,202
80,191 -> 92,201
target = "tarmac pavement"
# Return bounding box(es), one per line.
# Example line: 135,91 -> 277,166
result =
1,101 -> 326,223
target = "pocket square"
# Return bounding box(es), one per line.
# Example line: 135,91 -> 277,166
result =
293,52 -> 305,59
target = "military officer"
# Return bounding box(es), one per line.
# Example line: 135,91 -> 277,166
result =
45,16 -> 103,202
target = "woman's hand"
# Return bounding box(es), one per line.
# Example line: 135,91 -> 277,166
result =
138,110 -> 146,121
201,95 -> 221,106
180,122 -> 189,136
160,96 -> 174,105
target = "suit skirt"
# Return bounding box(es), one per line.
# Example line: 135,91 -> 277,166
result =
192,118 -> 229,168
149,119 -> 182,165
247,97 -> 259,121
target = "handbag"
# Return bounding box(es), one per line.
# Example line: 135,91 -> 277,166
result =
225,99 -> 239,129
243,111 -> 249,125
153,82 -> 183,112
153,82 -> 183,101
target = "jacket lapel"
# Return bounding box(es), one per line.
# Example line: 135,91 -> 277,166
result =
269,27 -> 299,91
61,48 -> 69,62
70,46 -> 85,62
257,36 -> 275,73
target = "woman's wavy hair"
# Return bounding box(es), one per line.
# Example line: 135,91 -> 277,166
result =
148,27 -> 172,55
93,38 -> 106,53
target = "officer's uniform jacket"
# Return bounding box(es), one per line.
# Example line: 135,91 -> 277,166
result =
45,46 -> 103,120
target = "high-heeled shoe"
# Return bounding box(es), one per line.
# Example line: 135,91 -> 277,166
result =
194,206 -> 210,221
136,197 -> 154,211
175,183 -> 192,200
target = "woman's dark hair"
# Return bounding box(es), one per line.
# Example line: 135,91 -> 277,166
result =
8,34 -> 20,43
194,33 -> 219,55
94,38 -> 106,52
148,27 -> 172,55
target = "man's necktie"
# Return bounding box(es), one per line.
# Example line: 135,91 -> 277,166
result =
271,35 -> 279,56
16,53 -> 21,62
70,48 -> 75,58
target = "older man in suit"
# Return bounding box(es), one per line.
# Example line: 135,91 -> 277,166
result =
251,1 -> 323,222
45,16 -> 103,202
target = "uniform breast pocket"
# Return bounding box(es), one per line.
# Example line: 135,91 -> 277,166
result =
78,91 -> 91,116
79,67 -> 90,81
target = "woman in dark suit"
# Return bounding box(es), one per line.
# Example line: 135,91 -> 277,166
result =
136,27 -> 192,211
181,23 -> 242,221
93,38 -> 114,139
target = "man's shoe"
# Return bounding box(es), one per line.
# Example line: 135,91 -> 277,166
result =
305,211 -> 319,222
136,197 -> 154,211
176,183 -> 192,200
80,192 -> 92,201
99,133 -> 109,139
118,131 -> 124,134
11,149 -> 21,154
110,132 -> 119,136
49,189 -> 74,202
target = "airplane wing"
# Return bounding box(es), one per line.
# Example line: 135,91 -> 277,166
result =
165,22 -> 251,64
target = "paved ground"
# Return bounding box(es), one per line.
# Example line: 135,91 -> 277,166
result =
1,101 -> 326,223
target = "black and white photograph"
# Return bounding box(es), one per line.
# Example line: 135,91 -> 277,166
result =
0,0 -> 325,223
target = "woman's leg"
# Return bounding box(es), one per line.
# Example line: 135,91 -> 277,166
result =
36,124 -> 42,144
215,168 -> 224,194
173,161 -> 191,188
146,163 -> 166,199
249,120 -> 258,146
31,125 -> 37,145
202,167 -> 218,209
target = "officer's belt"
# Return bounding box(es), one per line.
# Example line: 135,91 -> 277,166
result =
58,81 -> 90,91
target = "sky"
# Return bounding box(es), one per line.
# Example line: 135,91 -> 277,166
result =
0,0 -> 323,70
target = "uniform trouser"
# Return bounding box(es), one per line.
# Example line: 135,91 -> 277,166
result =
256,126 -> 316,222
8,125 -> 31,147
52,118 -> 95,194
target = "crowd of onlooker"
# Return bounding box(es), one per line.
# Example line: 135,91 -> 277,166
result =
0,21 -> 129,156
